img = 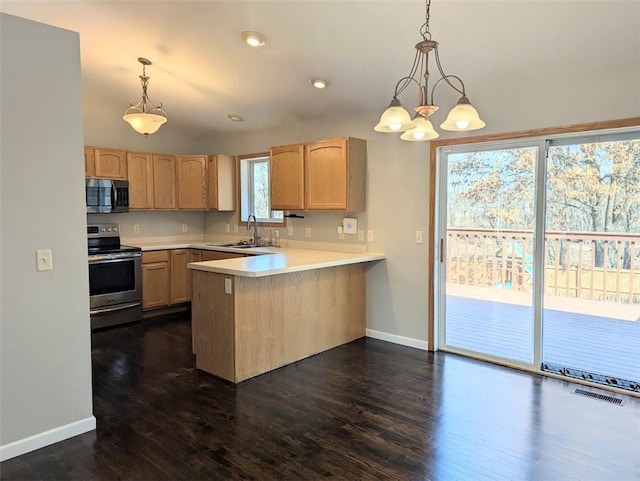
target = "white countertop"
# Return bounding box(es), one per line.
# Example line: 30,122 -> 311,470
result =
128,239 -> 385,277
187,247 -> 385,277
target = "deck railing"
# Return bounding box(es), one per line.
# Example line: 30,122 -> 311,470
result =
446,228 -> 640,305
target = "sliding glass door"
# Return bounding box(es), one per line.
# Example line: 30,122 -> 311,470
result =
440,141 -> 543,366
438,130 -> 640,391
541,133 -> 640,389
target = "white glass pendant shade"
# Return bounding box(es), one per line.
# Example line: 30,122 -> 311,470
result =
400,116 -> 440,141
123,112 -> 167,135
374,98 -> 416,133
440,96 -> 486,131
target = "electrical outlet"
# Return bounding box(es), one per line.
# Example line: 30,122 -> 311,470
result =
357,230 -> 364,241
36,249 -> 53,272
133,224 -> 140,234
182,224 -> 188,232
225,224 -> 230,233
367,230 -> 374,242
288,226 -> 294,236
415,230 -> 423,244
305,227 -> 312,238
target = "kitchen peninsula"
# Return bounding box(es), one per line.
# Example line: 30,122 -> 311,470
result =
187,247 -> 384,383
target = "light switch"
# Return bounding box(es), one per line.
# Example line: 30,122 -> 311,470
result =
36,249 -> 53,271
416,230 -> 423,244
224,278 -> 232,294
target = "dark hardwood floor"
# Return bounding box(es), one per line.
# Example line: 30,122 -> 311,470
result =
2,317 -> 639,481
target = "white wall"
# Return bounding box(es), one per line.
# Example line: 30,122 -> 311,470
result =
199,62 -> 640,347
0,14 -> 95,459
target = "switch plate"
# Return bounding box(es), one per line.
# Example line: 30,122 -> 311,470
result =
36,249 -> 53,271
182,224 -> 188,232
233,224 -> 239,233
288,226 -> 294,236
367,230 -> 374,242
224,278 -> 232,294
357,230 -> 364,241
305,227 -> 312,238
225,224 -> 230,233
416,230 -> 423,244
133,224 -> 140,234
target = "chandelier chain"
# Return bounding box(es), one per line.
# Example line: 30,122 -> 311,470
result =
420,0 -> 432,40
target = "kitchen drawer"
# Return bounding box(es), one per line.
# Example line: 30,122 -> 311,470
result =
142,250 -> 169,263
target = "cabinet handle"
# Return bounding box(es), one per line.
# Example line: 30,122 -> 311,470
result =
440,238 -> 444,263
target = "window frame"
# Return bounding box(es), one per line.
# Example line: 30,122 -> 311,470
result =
237,152 -> 285,227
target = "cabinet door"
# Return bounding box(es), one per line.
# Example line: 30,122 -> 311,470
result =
201,250 -> 246,261
84,147 -> 95,178
304,138 -> 348,210
94,148 -> 127,179
142,261 -> 170,309
270,144 -> 305,210
152,154 -> 177,209
208,154 -> 236,211
177,155 -> 207,209
127,151 -> 154,209
170,249 -> 189,304
188,249 -> 202,301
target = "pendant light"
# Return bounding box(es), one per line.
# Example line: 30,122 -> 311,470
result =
123,57 -> 167,136
374,0 -> 485,141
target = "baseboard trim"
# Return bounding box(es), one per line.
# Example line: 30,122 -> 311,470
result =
366,329 -> 429,351
0,416 -> 96,462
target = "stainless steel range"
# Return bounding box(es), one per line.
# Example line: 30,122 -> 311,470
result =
88,223 -> 142,329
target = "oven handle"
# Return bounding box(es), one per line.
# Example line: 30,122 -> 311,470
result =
90,301 -> 141,316
89,253 -> 141,263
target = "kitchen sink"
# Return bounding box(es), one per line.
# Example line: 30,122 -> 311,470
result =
205,241 -> 257,249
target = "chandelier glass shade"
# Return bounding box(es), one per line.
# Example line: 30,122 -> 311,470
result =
374,0 -> 485,141
123,58 -> 167,136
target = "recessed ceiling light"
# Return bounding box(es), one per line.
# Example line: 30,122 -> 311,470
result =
241,31 -> 266,47
227,114 -> 244,122
309,78 -> 329,89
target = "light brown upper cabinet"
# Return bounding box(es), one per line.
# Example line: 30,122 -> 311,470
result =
270,144 -> 305,210
85,146 -> 127,179
304,137 -> 366,211
152,154 -> 177,209
84,146 -> 96,177
177,155 -> 208,209
208,154 -> 236,211
127,151 -> 154,209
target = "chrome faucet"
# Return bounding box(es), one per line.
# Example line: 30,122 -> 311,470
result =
247,214 -> 260,245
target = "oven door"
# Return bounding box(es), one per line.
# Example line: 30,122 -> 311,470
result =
88,252 -> 142,309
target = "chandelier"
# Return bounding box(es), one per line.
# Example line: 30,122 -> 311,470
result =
123,57 -> 167,136
374,0 -> 485,141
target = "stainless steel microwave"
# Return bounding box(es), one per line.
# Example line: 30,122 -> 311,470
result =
86,179 -> 130,214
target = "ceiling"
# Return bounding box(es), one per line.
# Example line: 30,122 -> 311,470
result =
2,1 -> 639,140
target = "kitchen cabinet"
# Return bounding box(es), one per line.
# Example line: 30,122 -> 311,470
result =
84,147 -> 95,177
142,250 -> 170,309
270,144 -> 305,210
170,249 -> 190,304
126,151 -> 154,209
305,137 -> 366,211
152,154 -> 177,209
85,146 -> 127,179
177,155 -> 208,209
268,137 -> 366,212
208,154 -> 236,211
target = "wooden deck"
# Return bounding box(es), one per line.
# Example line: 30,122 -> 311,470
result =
444,283 -> 640,383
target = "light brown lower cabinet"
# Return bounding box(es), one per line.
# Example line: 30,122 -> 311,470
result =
142,249 -> 246,311
141,250 -> 170,309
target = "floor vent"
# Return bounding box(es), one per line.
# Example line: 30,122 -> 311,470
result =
573,388 -> 624,405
